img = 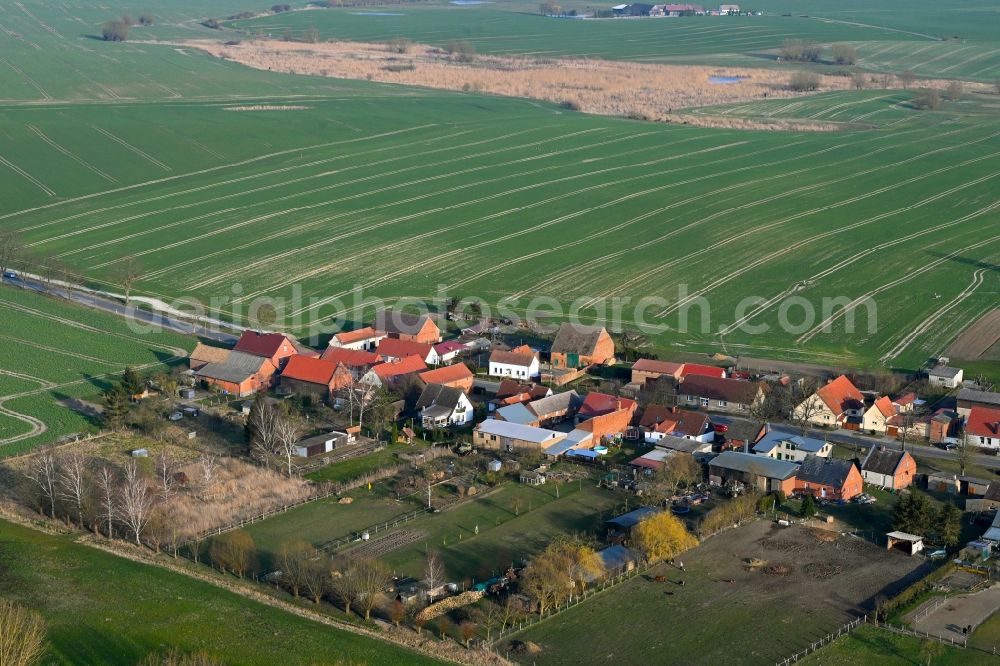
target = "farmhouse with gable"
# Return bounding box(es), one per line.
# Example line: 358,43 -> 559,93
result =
375,309 -> 442,344
550,323 -> 615,369
489,346 -> 540,380
794,375 -> 864,426
416,384 -> 474,428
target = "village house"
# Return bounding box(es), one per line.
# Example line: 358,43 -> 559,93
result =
860,447 -> 916,491
650,3 -> 705,16
528,390 -> 583,426
319,347 -> 382,379
630,447 -> 675,473
416,384 -> 474,428
862,396 -> 896,434
376,338 -> 440,365
361,356 -> 428,387
188,342 -> 230,371
433,340 -> 467,365
374,309 -> 442,344
233,330 -> 299,371
708,451 -> 797,495
280,355 -> 352,402
718,419 -> 765,452
489,347 -> 540,380
550,323 -> 615,369
794,456 -> 862,501
327,326 -> 386,352
639,405 -> 713,444
194,350 -> 277,397
752,427 -> 832,463
967,406 -> 1000,449
719,3 -> 739,13
418,363 -> 475,394
957,388 -> 1000,418
928,364 -> 964,389
679,375 -> 764,414
577,397 -> 638,444
794,375 -> 864,427
473,419 -> 567,452
928,409 -> 959,444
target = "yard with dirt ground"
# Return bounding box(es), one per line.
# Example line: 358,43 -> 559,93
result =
511,520 -> 930,665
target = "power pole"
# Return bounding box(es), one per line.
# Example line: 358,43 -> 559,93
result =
427,482 -> 432,509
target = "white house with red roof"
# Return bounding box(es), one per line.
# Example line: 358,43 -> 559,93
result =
794,375 -> 864,427
967,406 -> 1000,449
433,340 -> 467,365
489,345 -> 539,380
328,326 -> 386,352
862,395 -> 896,434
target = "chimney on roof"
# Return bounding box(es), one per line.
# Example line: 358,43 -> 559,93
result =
616,399 -> 622,410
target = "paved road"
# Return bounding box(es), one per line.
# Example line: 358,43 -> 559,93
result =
2,275 -> 239,345
768,422 -> 1000,473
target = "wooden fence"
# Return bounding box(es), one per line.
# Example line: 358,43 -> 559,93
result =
774,616 -> 867,665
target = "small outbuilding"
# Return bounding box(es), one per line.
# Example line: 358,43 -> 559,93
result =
886,531 -> 924,555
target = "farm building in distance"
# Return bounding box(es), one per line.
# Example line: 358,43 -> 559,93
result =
794,456 -> 862,501
473,419 -> 566,452
708,451 -> 797,494
374,309 -> 442,344
550,323 -> 615,369
861,447 -> 916,490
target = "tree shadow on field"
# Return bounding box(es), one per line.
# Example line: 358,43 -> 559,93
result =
924,251 -> 1000,274
51,390 -> 102,429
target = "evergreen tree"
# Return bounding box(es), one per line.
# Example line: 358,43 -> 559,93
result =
893,492 -> 934,535
935,502 -> 962,548
800,493 -> 817,518
103,383 -> 130,430
121,366 -> 145,397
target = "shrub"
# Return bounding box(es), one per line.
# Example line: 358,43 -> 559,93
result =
559,99 -> 581,111
383,63 -> 416,72
303,26 -> 320,43
789,71 -> 820,92
913,88 -> 941,110
101,19 -> 130,41
780,39 -> 821,63
138,14 -> 154,26
945,80 -> 963,101
387,37 -> 412,54
831,43 -> 858,65
202,18 -> 221,29
272,3 -> 292,12
445,40 -> 476,63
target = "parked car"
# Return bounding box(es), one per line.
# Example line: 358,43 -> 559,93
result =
168,412 -> 183,421
2,270 -> 17,280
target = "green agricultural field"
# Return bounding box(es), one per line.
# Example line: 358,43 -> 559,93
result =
0,286 -> 193,454
0,519 -> 443,665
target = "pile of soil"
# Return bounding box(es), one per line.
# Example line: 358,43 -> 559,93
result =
764,563 -> 794,576
804,563 -> 842,579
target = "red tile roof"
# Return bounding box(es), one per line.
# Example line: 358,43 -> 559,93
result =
579,392 -> 637,418
234,330 -> 296,359
967,406 -> 1000,439
681,375 -> 762,404
334,326 -> 384,345
320,347 -> 381,367
815,375 -> 864,416
377,338 -> 433,360
679,363 -> 726,380
872,395 -> 895,419
372,356 -> 427,379
490,350 -> 535,367
639,405 -> 709,437
281,355 -> 338,385
893,392 -> 917,408
632,359 -> 683,376
419,363 -> 473,386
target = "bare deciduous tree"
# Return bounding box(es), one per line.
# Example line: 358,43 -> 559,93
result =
198,454 -> 218,489
784,377 -> 822,435
0,599 -> 47,666
0,231 -> 24,281
301,557 -> 329,604
155,449 -> 175,502
330,559 -> 362,617
96,466 -> 117,538
115,255 -> 142,305
57,451 -> 88,528
423,549 -> 445,602
24,448 -> 59,519
209,530 -> 256,578
277,540 -> 316,598
275,416 -> 302,478
246,399 -> 279,465
119,459 -> 154,545
354,558 -> 391,620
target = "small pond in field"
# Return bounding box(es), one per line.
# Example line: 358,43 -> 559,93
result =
709,75 -> 749,84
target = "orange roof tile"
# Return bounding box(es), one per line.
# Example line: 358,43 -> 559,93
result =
419,363 -> 473,386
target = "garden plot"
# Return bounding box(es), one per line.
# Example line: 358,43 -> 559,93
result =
515,521 -> 928,665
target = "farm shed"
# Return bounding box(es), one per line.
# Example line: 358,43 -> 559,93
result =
596,545 -> 635,577
328,326 -> 386,352
550,323 -> 615,369
528,390 -> 582,425
419,363 -> 474,393
957,388 -> 1000,418
520,469 -> 546,485
188,342 -> 230,371
927,364 -> 963,389
886,531 -> 924,556
487,459 -> 503,473
606,507 -> 660,536
293,431 -> 349,458
280,355 -> 352,402
233,330 -> 298,371
495,402 -> 541,427
631,358 -> 683,385
708,451 -> 797,495
195,350 -> 277,397
473,419 -> 566,452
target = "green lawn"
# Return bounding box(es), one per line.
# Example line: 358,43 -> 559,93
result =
0,519 -> 442,665
800,625 -> 996,665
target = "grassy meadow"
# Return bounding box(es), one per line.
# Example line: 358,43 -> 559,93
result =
0,519 -> 443,665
